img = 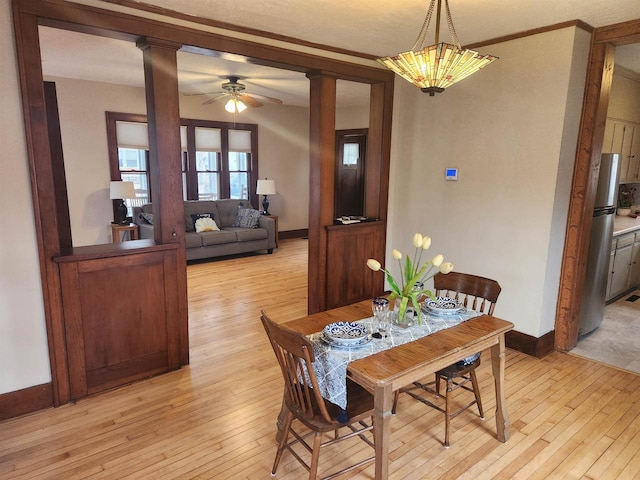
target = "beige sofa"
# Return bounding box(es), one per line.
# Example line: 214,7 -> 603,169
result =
134,199 -> 276,261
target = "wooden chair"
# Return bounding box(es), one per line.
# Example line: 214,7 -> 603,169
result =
261,311 -> 375,479
392,272 -> 501,447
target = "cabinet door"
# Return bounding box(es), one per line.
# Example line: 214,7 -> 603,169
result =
627,125 -> 640,182
631,241 -> 640,288
610,243 -> 633,298
603,120 -> 625,154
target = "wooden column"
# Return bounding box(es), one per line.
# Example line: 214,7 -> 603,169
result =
555,41 -> 615,351
307,72 -> 337,314
137,37 -> 189,365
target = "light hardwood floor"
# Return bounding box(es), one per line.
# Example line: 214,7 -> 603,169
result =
1,238 -> 640,479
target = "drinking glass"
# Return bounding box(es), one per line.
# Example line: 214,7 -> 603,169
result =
372,297 -> 390,337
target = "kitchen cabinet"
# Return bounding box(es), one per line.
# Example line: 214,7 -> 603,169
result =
602,119 -> 640,182
609,233 -> 634,299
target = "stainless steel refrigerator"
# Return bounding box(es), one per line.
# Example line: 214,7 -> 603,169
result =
578,153 -> 620,337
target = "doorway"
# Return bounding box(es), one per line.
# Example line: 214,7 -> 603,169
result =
335,129 -> 367,218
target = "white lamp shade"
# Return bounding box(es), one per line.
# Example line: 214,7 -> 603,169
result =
110,181 -> 136,199
256,179 -> 276,195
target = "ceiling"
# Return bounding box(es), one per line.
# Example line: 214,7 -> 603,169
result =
39,0 -> 640,107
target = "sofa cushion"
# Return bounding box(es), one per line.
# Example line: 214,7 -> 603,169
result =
200,230 -> 238,246
140,212 -> 154,224
215,199 -> 250,227
191,213 -> 216,232
233,207 -> 261,229
231,227 -> 269,242
185,232 -> 204,249
184,201 -> 220,232
195,217 -> 219,232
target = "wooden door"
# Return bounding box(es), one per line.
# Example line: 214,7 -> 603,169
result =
335,129 -> 367,217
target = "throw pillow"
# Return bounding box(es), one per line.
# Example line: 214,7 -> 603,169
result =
189,213 -> 214,232
195,217 -> 219,233
233,206 -> 261,229
140,212 -> 154,225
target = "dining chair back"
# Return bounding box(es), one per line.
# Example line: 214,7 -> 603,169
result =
434,271 -> 501,315
261,310 -> 375,479
393,272 -> 502,447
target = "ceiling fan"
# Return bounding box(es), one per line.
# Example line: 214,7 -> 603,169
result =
185,76 -> 284,112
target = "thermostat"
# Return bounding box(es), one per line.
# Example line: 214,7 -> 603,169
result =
445,168 -> 458,180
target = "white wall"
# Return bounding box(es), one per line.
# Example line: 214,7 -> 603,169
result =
0,1 -> 51,394
387,26 -> 590,337
50,77 -> 311,245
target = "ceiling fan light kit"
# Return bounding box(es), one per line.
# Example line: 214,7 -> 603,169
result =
378,0 -> 498,95
225,97 -> 247,113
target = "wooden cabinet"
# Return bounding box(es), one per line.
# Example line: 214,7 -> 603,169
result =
602,119 -> 640,182
55,243 -> 186,399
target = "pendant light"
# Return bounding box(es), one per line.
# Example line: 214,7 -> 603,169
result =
377,0 -> 498,96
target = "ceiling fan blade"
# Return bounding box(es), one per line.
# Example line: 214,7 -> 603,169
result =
182,91 -> 224,97
201,93 -> 228,105
245,92 -> 283,105
239,94 -> 263,108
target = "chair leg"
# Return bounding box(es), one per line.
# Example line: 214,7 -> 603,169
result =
470,369 -> 485,419
309,431 -> 323,480
392,390 -> 400,414
272,410 -> 294,475
435,373 -> 441,395
444,378 -> 453,448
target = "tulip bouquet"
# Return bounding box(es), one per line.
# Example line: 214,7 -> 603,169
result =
366,233 -> 453,325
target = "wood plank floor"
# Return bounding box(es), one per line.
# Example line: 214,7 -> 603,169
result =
1,238 -> 640,479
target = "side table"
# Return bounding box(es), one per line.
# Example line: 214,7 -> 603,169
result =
265,214 -> 278,248
111,223 -> 139,243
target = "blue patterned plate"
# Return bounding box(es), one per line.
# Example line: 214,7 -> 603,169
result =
425,297 -> 465,315
321,332 -> 372,349
323,322 -> 370,344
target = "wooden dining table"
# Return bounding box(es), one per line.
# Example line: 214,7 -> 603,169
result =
281,299 -> 514,479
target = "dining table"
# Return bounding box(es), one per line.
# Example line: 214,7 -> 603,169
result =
280,299 -> 514,479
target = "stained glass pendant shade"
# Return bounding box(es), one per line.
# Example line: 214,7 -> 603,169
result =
377,0 -> 498,96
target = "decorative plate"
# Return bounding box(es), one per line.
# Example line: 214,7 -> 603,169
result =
323,322 -> 370,344
320,333 -> 372,349
425,297 -> 465,315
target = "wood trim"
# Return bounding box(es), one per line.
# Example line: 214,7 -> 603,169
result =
555,41 -> 616,352
279,229 -> 309,240
506,330 -> 555,359
100,0 -> 380,61
465,19 -> 594,50
0,383 -> 53,421
12,4 -> 70,406
594,18 -> 640,45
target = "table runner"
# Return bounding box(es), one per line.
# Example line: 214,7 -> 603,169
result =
308,308 -> 482,409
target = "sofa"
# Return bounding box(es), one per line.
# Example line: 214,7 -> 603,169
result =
133,199 -> 276,261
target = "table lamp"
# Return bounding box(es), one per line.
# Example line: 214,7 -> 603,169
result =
256,179 -> 276,215
109,181 -> 136,224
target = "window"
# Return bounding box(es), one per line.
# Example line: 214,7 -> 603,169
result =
106,113 -> 259,213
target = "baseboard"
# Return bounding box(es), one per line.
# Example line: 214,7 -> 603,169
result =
0,382 -> 53,421
279,229 -> 309,240
506,330 -> 555,358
